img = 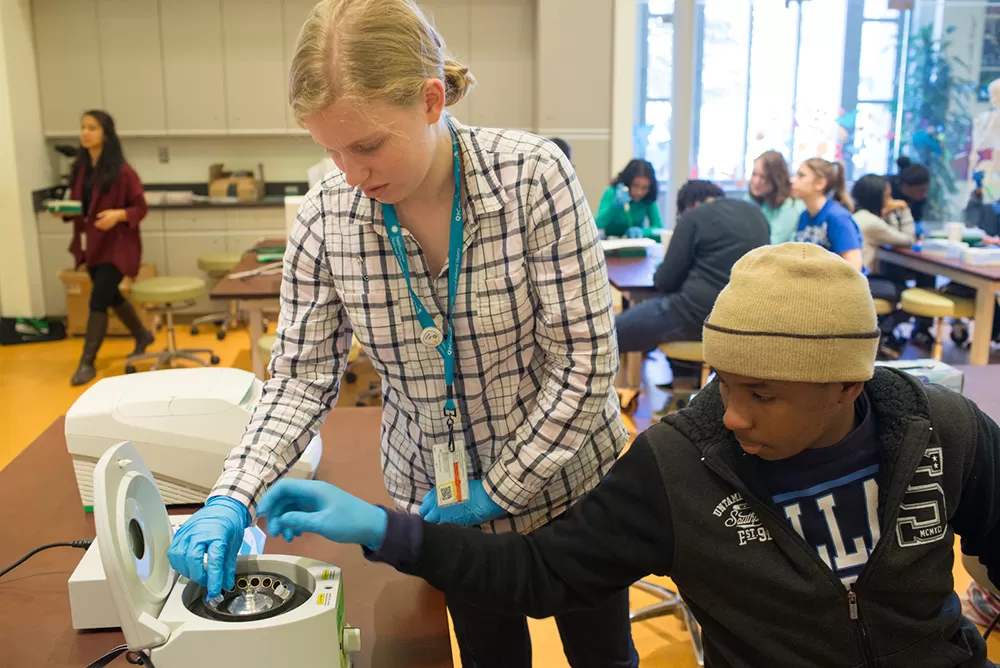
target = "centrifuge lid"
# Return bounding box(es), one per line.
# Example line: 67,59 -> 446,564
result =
93,441 -> 177,651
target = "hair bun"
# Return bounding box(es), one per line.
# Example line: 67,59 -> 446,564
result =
443,59 -> 476,106
896,156 -> 912,170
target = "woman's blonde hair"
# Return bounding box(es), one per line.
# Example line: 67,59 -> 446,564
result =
289,0 -> 476,121
803,158 -> 854,213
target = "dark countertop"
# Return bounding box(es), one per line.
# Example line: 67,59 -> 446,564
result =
33,181 -> 306,213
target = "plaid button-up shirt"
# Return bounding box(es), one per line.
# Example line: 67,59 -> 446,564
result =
212,119 -> 628,534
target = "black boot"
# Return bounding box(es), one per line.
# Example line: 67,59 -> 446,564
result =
113,301 -> 155,355
71,311 -> 108,386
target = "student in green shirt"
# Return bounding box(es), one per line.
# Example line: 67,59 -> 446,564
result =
745,150 -> 805,245
594,159 -> 662,238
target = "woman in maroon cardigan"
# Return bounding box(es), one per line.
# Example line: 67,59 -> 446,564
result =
66,110 -> 154,386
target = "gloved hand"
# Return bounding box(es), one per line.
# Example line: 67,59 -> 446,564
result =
419,479 -> 505,526
625,226 -> 645,239
168,496 -> 249,599
257,479 -> 388,551
614,184 -> 631,208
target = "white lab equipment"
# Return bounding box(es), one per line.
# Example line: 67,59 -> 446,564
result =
88,441 -> 360,666
68,515 -> 266,630
65,367 -> 322,510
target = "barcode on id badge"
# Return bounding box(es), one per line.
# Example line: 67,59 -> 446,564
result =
439,484 -> 454,502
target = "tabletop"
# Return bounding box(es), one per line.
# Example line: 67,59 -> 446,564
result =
604,244 -> 664,294
879,247 -> 1000,282
956,364 -> 1000,421
211,237 -> 286,301
0,408 -> 451,668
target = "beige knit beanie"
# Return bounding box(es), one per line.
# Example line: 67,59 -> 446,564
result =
703,243 -> 878,383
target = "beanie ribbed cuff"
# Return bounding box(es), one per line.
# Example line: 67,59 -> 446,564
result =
703,321 -> 878,383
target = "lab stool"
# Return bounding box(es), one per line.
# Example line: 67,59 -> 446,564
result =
899,288 -> 975,361
190,252 -> 245,340
656,341 -> 709,414
631,581 -> 704,665
125,277 -> 220,373
873,298 -> 894,316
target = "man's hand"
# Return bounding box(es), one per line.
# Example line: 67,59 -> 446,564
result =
420,479 -> 505,526
95,209 -> 126,231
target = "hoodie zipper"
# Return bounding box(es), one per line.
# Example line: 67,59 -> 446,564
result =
847,585 -> 876,668
700,419 -> 932,668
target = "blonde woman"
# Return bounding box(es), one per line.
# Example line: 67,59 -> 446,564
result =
168,0 -> 633,665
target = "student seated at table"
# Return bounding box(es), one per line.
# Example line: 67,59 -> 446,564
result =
745,149 -> 805,245
613,181 -> 768,354
258,243 -> 1000,668
595,159 -> 663,239
966,178 -> 1000,238
792,157 -> 864,271
851,174 -> 916,358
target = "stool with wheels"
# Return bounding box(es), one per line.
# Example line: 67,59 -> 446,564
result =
190,252 -> 245,340
899,288 -> 975,360
630,581 -> 704,665
872,298 -> 894,317
125,277 -> 220,373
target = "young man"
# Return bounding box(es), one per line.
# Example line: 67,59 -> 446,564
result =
259,243 -> 1000,668
614,181 -> 769,354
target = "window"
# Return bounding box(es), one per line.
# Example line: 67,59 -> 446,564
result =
636,0 -> 906,192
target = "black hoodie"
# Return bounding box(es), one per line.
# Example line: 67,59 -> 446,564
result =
371,368 -> 1000,667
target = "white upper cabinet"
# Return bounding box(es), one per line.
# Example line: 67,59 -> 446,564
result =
95,0 -> 166,134
283,0 -> 319,130
160,0 -> 227,133
221,0 -> 288,132
33,0 -> 104,135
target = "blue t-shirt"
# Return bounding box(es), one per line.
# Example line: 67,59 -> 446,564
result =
795,199 -> 863,256
756,391 -> 880,588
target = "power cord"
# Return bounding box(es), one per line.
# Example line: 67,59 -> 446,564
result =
0,540 -> 92,580
87,645 -> 157,667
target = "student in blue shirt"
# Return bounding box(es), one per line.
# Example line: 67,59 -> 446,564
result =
791,157 -> 864,271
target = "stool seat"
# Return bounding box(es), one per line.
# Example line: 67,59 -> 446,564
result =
658,341 -> 704,363
872,298 -> 894,316
198,252 -> 244,273
900,288 -> 975,319
131,277 -> 206,304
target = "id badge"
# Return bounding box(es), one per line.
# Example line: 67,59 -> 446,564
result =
433,438 -> 469,508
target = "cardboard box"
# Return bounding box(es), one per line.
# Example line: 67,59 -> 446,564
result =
208,163 -> 265,201
59,264 -> 158,337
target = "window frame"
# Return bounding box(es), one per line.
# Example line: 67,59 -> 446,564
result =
636,0 -> 907,189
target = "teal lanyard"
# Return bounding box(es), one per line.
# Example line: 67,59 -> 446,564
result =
382,125 -> 463,421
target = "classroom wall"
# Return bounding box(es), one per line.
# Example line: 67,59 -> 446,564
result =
37,0 -> 616,205
0,0 -> 50,318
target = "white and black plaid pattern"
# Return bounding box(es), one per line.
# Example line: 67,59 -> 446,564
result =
212,120 -> 628,534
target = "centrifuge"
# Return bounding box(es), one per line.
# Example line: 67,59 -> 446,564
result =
93,441 -> 361,666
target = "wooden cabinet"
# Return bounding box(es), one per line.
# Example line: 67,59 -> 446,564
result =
421,2 -> 472,124
226,208 -> 284,232
221,0 -> 288,132
33,0 -> 104,135
140,229 -> 167,277
160,0 -> 227,132
282,0 -> 319,129
468,0 -> 535,129
95,0 -> 166,134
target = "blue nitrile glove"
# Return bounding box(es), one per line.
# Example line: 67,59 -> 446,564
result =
614,184 -> 631,207
419,479 -> 505,526
625,226 -> 645,239
168,496 -> 249,599
257,479 -> 388,551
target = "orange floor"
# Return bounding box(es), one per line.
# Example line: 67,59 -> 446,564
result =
1,325 -> 996,666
